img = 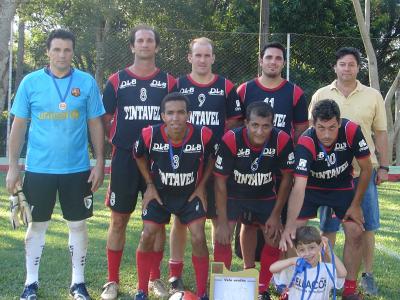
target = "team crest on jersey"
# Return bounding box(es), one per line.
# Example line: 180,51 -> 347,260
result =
297,158 -> 308,171
140,88 -> 147,101
183,144 -> 202,153
215,156 -> 223,170
134,140 -> 139,153
198,93 -> 206,107
172,155 -> 180,169
83,195 -> 93,209
317,152 -> 325,160
235,99 -> 242,111
288,152 -> 295,164
119,79 -> 137,89
180,87 -> 194,95
208,88 -> 224,96
152,143 -> 169,152
71,88 -> 80,97
237,148 -> 251,157
334,142 -> 347,151
150,80 -> 167,88
359,139 -> 368,151
262,148 -> 276,157
110,192 -> 116,206
214,143 -> 219,154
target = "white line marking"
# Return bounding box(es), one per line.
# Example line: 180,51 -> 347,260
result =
376,243 -> 400,261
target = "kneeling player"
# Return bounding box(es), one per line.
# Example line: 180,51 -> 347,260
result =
214,101 -> 294,300
280,99 -> 372,300
134,92 -> 216,300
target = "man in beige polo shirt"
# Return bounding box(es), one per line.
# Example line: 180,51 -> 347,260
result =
308,47 -> 388,298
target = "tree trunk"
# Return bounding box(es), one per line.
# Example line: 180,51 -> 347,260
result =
386,69 -> 400,164
395,87 -> 400,165
352,0 -> 380,91
15,20 -> 25,90
258,0 -> 269,75
364,0 -> 370,33
95,17 -> 111,90
0,0 -> 20,112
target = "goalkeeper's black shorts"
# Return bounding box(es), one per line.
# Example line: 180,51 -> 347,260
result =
23,171 -> 92,222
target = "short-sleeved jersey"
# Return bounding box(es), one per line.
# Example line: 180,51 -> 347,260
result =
11,68 -> 105,174
237,78 -> 308,138
273,263 -> 345,300
103,68 -> 177,150
177,74 -> 243,140
294,119 -> 370,190
214,126 -> 295,200
309,80 -> 387,176
134,123 -> 216,196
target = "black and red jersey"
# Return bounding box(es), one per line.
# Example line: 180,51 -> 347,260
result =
134,123 -> 217,196
294,119 -> 370,190
177,74 -> 243,140
213,126 -> 294,200
103,68 -> 177,150
237,78 -> 308,138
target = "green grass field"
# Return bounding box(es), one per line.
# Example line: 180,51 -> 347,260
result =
1,173 -> 399,299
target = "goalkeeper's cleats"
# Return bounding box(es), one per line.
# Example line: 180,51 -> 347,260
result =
70,283 -> 91,300
20,281 -> 38,300
133,290 -> 148,300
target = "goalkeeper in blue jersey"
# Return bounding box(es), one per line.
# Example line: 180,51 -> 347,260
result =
6,29 -> 105,300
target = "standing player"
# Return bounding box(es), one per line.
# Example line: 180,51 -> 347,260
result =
134,92 -> 216,300
236,41 -> 308,270
101,25 -> 176,299
214,102 -> 295,300
168,37 -> 243,291
309,47 -> 388,296
280,99 -> 373,300
6,29 -> 105,300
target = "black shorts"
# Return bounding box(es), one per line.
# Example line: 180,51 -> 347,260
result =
105,147 -> 145,213
23,171 -> 92,222
228,198 -> 277,226
298,188 -> 354,220
206,178 -> 217,219
142,194 -> 206,225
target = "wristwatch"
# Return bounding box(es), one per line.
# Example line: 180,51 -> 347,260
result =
379,165 -> 389,172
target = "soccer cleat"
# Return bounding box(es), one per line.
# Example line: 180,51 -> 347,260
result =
149,279 -> 169,297
70,283 -> 91,300
360,272 -> 378,295
169,276 -> 184,294
258,291 -> 271,300
100,281 -> 118,300
341,293 -> 364,300
134,290 -> 148,300
20,282 -> 38,300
